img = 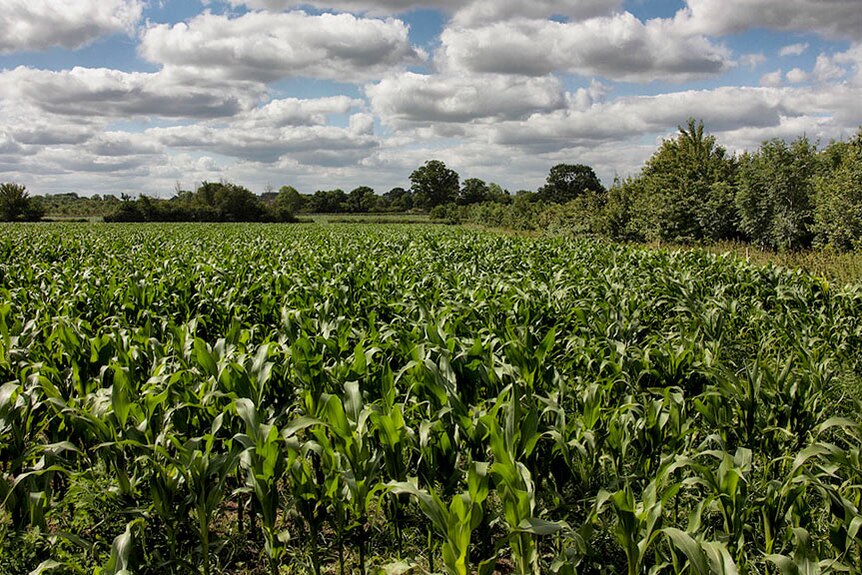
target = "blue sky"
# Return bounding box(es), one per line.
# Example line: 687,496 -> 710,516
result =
1,0 -> 861,196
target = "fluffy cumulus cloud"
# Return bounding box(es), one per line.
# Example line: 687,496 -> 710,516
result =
367,73 -> 567,125
0,67 -> 261,119
780,43 -> 810,57
145,96 -> 377,166
0,0 -> 142,53
487,87 -> 787,152
674,0 -> 862,40
438,12 -> 732,82
231,97 -> 363,129
222,0 -> 620,22
139,11 -> 423,83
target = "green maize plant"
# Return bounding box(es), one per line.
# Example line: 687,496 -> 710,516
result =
314,382 -> 382,575
284,432 -> 328,575
389,462 -> 491,575
233,397 -> 289,575
157,413 -> 239,575
1,224 -> 861,574
487,394 -> 562,575
592,460 -> 689,575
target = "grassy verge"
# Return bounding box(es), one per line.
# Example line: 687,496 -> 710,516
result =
662,241 -> 862,286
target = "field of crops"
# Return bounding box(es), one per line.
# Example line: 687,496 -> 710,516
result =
1,223 -> 861,575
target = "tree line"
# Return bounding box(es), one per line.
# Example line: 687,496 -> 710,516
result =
2,119 -> 861,251
435,120 -> 862,252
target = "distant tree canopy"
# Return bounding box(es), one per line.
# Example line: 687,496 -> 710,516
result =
0,183 -> 43,222
537,164 -> 605,204
348,186 -> 377,213
105,181 -> 294,223
382,187 -> 413,211
19,119 -> 862,253
308,189 -> 348,213
814,132 -> 862,250
458,178 -> 490,205
410,160 -> 460,209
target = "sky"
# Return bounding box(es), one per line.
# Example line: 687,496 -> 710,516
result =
1,0 -> 861,197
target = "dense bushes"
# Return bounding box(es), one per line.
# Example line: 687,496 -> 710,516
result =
815,134 -> 862,250
436,122 -> 862,252
104,181 -> 295,223
0,183 -> 43,222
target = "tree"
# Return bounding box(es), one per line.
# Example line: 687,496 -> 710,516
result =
0,182 -> 43,221
192,181 -> 267,221
275,186 -> 306,215
382,187 -> 413,211
736,137 -> 817,250
487,183 -> 512,204
410,160 -> 459,210
347,186 -> 378,213
272,186 -> 302,222
537,164 -> 605,204
211,182 -> 267,221
814,131 -> 862,250
308,189 -> 347,213
458,178 -> 490,205
634,119 -> 738,243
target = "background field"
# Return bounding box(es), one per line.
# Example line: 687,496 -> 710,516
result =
1,223 -> 861,574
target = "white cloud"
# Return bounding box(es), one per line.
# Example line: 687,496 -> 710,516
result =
146,102 -> 379,166
760,69 -> 783,87
439,12 -> 732,82
675,0 -> 862,40
84,132 -> 163,157
0,0 -> 142,53
786,68 -> 809,83
0,66 -> 261,119
367,72 -> 567,125
221,0 -> 620,23
0,98 -> 101,150
139,11 -> 422,83
149,124 -> 377,166
779,42 -> 809,57
349,113 -> 376,135
232,96 -> 362,129
740,53 -> 767,69
450,0 -> 621,26
486,87 -> 788,153
834,44 -> 862,82
812,53 -> 848,82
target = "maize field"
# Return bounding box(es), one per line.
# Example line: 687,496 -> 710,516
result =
1,223 -> 861,575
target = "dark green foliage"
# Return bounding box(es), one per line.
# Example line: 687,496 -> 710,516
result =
274,185 -> 306,218
0,183 -> 43,222
33,193 -> 120,219
410,160 -> 460,209
536,189 -> 608,236
195,181 -> 268,221
434,193 -> 545,230
814,132 -> 862,250
487,182 -> 512,204
347,186 -> 378,213
537,164 -> 605,204
105,181 -> 283,222
634,119 -> 738,243
308,189 -> 348,213
381,187 -> 414,211
736,137 -> 818,250
458,178 -> 490,205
